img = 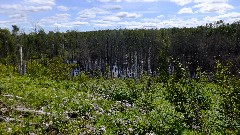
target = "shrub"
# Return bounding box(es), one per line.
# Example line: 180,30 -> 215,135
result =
73,72 -> 89,83
27,58 -> 75,80
165,79 -> 212,131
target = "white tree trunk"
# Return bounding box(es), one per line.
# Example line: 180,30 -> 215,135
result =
19,46 -> 23,75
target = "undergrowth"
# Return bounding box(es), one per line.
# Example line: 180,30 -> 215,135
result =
0,62 -> 239,134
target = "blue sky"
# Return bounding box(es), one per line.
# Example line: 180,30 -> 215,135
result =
0,0 -> 240,32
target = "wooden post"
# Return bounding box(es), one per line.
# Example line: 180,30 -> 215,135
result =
148,47 -> 151,75
18,45 -> 25,75
134,51 -> 137,78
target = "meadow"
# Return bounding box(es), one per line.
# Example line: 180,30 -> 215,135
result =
0,63 -> 240,135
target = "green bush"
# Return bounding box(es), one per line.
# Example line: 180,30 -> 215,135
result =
27,58 -> 75,80
213,61 -> 240,133
73,72 -> 89,83
147,100 -> 185,134
1,60 -> 240,134
165,79 -> 214,132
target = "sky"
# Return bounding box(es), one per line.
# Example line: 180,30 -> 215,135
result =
0,0 -> 240,32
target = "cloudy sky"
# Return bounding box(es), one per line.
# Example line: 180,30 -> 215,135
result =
0,0 -> 240,32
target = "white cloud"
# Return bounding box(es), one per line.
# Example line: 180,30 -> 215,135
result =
98,0 -> 122,2
91,19 -> 116,27
8,13 -> 27,23
193,0 -> 234,14
170,0 -> 234,14
0,4 -> 20,11
193,2 -> 233,14
161,17 -> 203,27
102,5 -> 122,10
98,0 -> 163,2
141,18 -> 161,23
125,0 -> 160,2
94,23 -> 114,27
9,14 -> 26,19
92,12 -> 141,24
0,20 -> 10,24
0,20 -> 11,28
102,16 -> 121,21
91,19 -> 112,24
218,12 -> 240,19
0,15 -> 26,26
0,0 -> 55,16
57,6 -> 69,11
0,0 -> 55,30
78,12 -> 97,20
178,7 -> 193,14
53,21 -> 89,28
28,6 -> 53,12
24,0 -> 55,6
157,15 -> 165,18
70,21 -> 89,26
114,16 -> 207,29
0,0 -> 239,32
102,12 -> 240,30
117,21 -> 160,29
203,12 -> 240,23
40,13 -> 71,24
194,0 -> 227,3
78,7 -> 109,19
116,12 -> 142,18
38,13 -> 89,29
171,0 -> 193,6
0,4 -> 52,14
203,16 -> 219,22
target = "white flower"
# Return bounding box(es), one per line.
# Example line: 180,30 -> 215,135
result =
99,126 -> 106,132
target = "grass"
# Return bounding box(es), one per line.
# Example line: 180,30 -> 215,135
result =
0,66 -> 239,134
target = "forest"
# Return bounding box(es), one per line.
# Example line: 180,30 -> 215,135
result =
0,20 -> 240,134
1,20 -> 240,77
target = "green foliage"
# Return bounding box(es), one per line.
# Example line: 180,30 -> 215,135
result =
0,64 -> 18,76
173,61 -> 187,81
27,57 -> 75,80
1,62 -> 240,134
93,69 -> 102,79
156,30 -> 171,82
147,99 -> 185,134
0,28 -> 16,64
213,61 -> 240,133
112,87 -> 133,102
26,60 -> 46,77
73,72 -> 89,83
1,21 -> 240,78
214,60 -> 232,87
2,22 -> 240,134
164,78 -> 222,132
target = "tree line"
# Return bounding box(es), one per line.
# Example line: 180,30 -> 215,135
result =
1,20 -> 240,77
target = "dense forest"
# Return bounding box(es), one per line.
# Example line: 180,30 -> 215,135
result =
1,20 -> 240,78
1,21 -> 240,134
